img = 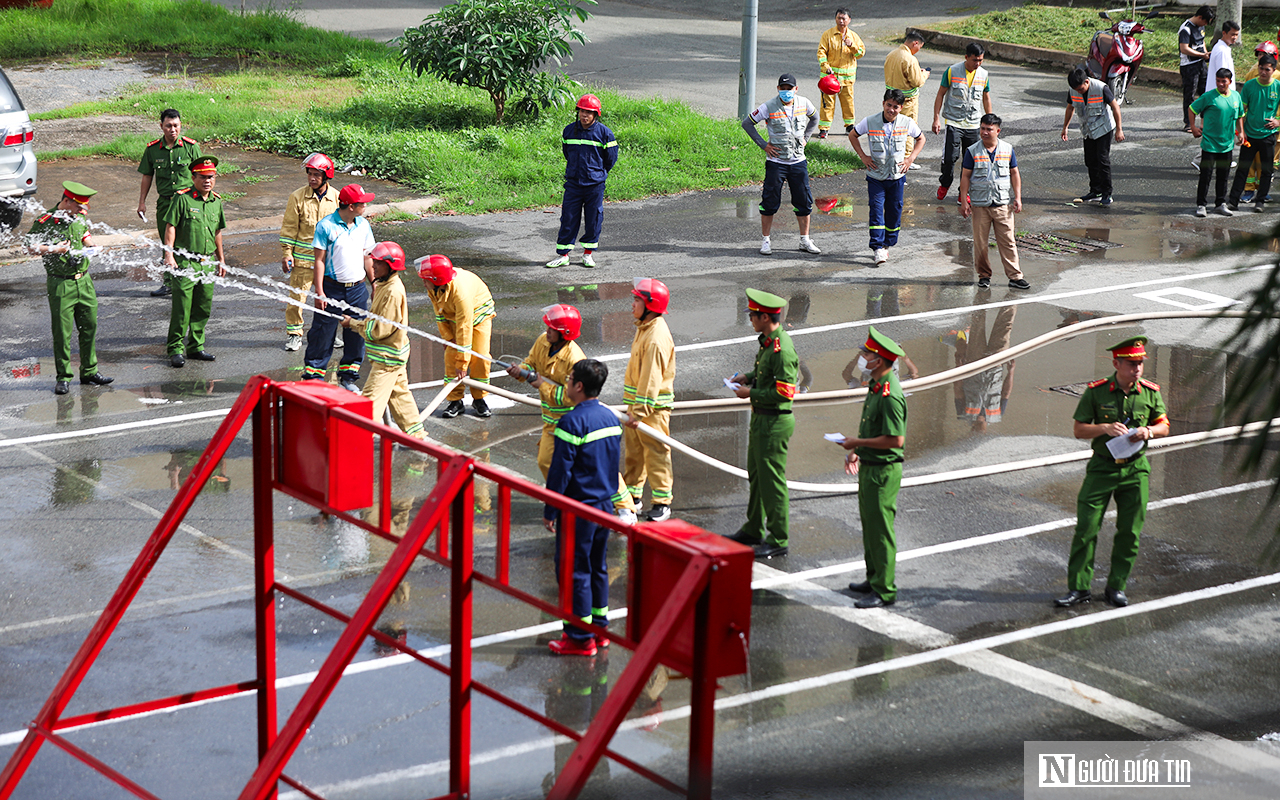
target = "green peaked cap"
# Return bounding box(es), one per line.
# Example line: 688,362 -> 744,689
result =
864,325 -> 905,358
745,288 -> 787,313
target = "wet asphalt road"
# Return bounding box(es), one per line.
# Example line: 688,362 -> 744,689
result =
4,17 -> 1280,800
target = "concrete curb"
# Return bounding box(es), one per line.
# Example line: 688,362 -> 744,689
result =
906,26 -> 1182,90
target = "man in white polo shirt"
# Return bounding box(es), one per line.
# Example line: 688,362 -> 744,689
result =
304,183 -> 376,392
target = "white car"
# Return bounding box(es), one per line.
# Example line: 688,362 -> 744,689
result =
0,66 -> 37,232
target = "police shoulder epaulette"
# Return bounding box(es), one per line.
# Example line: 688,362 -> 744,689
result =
147,137 -> 162,146
210,190 -> 221,199
1087,377 -> 1109,389
182,136 -> 198,145
773,337 -> 781,353
176,187 -> 192,195
1139,378 -> 1161,391
881,382 -> 891,397
36,213 -> 52,223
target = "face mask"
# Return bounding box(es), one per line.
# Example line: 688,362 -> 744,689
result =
778,89 -> 795,102
857,356 -> 869,373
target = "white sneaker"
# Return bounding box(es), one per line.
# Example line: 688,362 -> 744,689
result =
798,237 -> 821,254
581,252 -> 596,268
334,330 -> 344,348
759,237 -> 772,255
908,162 -> 921,170
874,247 -> 888,265
615,508 -> 638,525
1216,203 -> 1233,217
545,254 -> 570,268
1195,205 -> 1208,217
284,334 -> 303,352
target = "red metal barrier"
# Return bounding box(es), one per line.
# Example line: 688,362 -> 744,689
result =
0,377 -> 752,800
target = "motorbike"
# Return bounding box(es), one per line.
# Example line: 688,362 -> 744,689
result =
1086,5 -> 1160,106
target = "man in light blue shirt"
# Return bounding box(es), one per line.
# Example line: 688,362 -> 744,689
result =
304,183 -> 376,391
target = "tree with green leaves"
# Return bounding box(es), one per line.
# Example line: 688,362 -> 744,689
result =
399,0 -> 596,124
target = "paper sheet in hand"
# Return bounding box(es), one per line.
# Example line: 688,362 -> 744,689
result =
823,433 -> 846,443
724,377 -> 742,391
1106,430 -> 1144,460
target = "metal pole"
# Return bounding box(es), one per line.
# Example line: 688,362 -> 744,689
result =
450,474 -> 475,798
688,587 -> 717,798
252,388 -> 278,799
737,0 -> 758,120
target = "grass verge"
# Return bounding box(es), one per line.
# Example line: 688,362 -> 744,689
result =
937,3 -> 1280,74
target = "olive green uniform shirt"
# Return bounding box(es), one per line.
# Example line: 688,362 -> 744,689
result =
1072,374 -> 1169,465
162,188 -> 226,258
137,136 -> 203,197
28,209 -> 92,276
742,327 -> 799,410
857,370 -> 907,464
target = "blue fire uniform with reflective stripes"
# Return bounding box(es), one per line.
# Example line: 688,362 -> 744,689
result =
545,397 -> 623,641
555,120 -> 618,255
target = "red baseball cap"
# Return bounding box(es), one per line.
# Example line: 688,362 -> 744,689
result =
338,184 -> 375,204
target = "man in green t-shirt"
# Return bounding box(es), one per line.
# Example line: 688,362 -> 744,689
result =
838,327 -> 908,608
137,108 -> 202,297
161,156 -> 226,368
1229,53 -> 1280,210
26,182 -> 114,395
1190,68 -> 1244,216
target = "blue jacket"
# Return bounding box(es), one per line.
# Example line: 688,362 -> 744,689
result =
544,398 -> 623,520
562,120 -> 618,186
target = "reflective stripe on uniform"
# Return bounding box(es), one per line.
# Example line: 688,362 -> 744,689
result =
554,425 -> 623,446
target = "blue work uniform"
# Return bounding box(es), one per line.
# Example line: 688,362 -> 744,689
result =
555,119 -> 618,255
544,397 -> 623,641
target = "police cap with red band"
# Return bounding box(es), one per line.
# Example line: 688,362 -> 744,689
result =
189,156 -> 219,175
61,181 -> 97,206
1107,336 -> 1148,360
861,326 -> 905,363
745,288 -> 787,314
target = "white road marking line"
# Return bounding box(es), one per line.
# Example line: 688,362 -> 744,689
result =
1133,287 -> 1240,309
3,264 -> 1267,448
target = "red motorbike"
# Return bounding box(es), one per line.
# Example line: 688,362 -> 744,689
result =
1086,7 -> 1159,105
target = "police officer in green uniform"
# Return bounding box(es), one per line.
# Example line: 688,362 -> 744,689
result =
26,181 -> 114,395
1056,336 -> 1169,609
728,289 -> 800,559
137,108 -> 202,297
839,327 -> 907,608
161,156 -> 226,368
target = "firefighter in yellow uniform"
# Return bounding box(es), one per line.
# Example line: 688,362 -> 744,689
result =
342,241 -> 425,439
280,153 -> 339,351
884,31 -> 931,160
623,278 -> 676,522
816,8 -> 865,138
507,304 -> 638,520
418,255 -> 495,419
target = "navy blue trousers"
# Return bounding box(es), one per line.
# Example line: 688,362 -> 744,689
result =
303,277 -> 368,383
867,176 -> 905,249
554,501 -> 611,642
556,181 -> 606,253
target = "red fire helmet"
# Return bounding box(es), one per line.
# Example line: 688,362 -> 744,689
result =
542,304 -> 582,340
576,94 -> 602,115
370,241 -> 405,271
818,74 -> 841,96
632,277 -> 669,314
302,152 -> 335,179
416,254 -> 455,285
1256,40 -> 1279,56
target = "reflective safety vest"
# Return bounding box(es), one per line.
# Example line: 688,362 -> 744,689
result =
864,113 -> 914,182
1070,78 -> 1116,140
762,94 -> 814,163
940,63 -> 989,128
966,140 -> 1015,207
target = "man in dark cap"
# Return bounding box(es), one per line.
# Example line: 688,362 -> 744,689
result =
742,75 -> 822,257
1056,336 -> 1169,608
728,289 -> 799,559
161,156 -> 226,368
26,181 -> 114,394
838,327 -> 907,608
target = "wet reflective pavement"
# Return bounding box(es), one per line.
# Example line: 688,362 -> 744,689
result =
3,70 -> 1280,800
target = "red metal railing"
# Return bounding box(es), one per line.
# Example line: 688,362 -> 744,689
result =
0,377 -> 750,800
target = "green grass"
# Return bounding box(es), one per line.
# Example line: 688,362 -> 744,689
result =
0,0 -> 388,63
939,3 -> 1280,73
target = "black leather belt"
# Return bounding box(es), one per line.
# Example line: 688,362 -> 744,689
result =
752,407 -> 792,416
324,277 -> 362,287
50,272 -> 87,280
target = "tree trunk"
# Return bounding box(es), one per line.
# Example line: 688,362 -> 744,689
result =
1217,0 -> 1242,32
491,91 -> 506,125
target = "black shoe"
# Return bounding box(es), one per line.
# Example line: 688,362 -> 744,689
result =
1074,191 -> 1102,204
472,398 -> 492,418
186,350 -> 216,361
752,542 -> 788,559
1054,589 -> 1091,607
150,284 -> 172,297
644,504 -> 671,522
1105,588 -> 1129,607
1008,278 -> 1031,290
817,129 -> 828,139
54,381 -> 70,395
170,354 -> 186,368
977,277 -> 991,289
80,373 -> 114,386
848,580 -> 873,594
441,400 -> 465,419
855,593 -> 893,608
727,529 -> 762,545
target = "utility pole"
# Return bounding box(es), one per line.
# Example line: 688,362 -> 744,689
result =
738,0 -> 758,120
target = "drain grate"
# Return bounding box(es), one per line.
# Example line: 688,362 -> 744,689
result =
1047,382 -> 1091,398
1016,232 -> 1123,255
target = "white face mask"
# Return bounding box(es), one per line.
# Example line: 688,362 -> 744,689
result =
857,356 -> 869,373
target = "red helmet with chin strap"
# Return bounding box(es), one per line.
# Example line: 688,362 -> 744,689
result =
542,304 -> 582,340
302,152 -> 335,179
370,241 -> 405,271
576,94 -> 602,115
416,254 -> 455,285
818,74 -> 841,95
631,277 -> 669,314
